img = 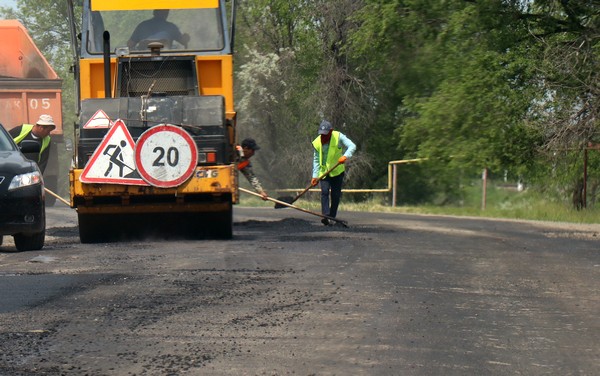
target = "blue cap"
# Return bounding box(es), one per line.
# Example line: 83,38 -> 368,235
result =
318,120 -> 333,135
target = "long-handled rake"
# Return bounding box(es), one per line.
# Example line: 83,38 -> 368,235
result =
240,187 -> 348,227
274,161 -> 342,209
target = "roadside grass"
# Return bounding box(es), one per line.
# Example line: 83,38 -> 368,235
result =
240,183 -> 600,224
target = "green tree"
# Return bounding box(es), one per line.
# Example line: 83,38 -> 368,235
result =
0,0 -> 81,137
5,0 -> 597,207
1,0 -> 81,197
236,0 -> 374,189
350,0 -> 600,205
235,0 -> 320,187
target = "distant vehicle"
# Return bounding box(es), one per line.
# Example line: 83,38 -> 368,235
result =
0,20 -> 65,206
0,124 -> 45,251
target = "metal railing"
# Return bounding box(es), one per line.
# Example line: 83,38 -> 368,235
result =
276,158 -> 426,207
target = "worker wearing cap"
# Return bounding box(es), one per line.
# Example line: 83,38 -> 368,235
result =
237,138 -> 268,200
9,114 -> 56,174
311,120 -> 356,226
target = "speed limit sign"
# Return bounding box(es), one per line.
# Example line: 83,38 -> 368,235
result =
134,125 -> 198,188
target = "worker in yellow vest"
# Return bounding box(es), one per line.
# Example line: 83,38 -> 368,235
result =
10,114 -> 56,173
311,120 -> 356,226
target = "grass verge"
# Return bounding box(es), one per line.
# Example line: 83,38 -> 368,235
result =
240,184 -> 600,224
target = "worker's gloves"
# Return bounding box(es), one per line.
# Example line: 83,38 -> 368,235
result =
338,156 -> 347,164
311,178 -> 319,187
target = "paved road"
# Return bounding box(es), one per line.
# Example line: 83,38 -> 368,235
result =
0,206 -> 598,375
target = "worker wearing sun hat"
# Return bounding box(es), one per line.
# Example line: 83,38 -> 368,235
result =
9,114 -> 56,173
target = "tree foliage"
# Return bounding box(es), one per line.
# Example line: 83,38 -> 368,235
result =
346,0 -> 600,203
236,0 -> 375,189
0,0 -> 80,137
3,0 -> 599,206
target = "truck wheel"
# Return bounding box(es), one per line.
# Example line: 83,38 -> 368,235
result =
185,206 -> 232,240
211,205 -> 233,239
78,213 -> 104,243
13,230 -> 45,251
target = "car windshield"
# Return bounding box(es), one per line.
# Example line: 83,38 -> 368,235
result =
86,8 -> 225,53
0,125 -> 17,152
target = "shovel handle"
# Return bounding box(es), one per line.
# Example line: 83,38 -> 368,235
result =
292,161 -> 343,202
44,187 -> 71,206
240,187 -> 348,226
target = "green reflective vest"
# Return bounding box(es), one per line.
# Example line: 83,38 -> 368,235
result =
312,131 -> 345,177
13,124 -> 50,162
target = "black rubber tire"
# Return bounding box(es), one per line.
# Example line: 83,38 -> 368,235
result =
13,229 -> 45,251
78,205 -> 233,243
214,205 -> 233,239
201,204 -> 233,240
78,213 -> 106,243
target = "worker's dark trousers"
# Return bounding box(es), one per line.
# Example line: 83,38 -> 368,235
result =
320,173 -> 344,218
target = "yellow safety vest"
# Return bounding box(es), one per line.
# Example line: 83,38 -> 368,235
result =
13,124 -> 51,162
312,131 -> 345,177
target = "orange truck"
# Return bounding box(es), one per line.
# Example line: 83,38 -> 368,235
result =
66,0 -> 240,242
0,20 -> 65,205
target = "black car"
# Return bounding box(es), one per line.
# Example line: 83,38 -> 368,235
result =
0,124 -> 45,251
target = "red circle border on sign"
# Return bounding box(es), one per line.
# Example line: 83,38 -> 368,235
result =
134,124 -> 198,188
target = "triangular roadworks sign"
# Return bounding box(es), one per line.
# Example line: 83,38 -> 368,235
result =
82,109 -> 113,129
79,119 -> 149,186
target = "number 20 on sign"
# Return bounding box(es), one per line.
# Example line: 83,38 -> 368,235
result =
134,125 -> 198,188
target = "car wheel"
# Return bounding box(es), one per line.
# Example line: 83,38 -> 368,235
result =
13,230 -> 45,251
